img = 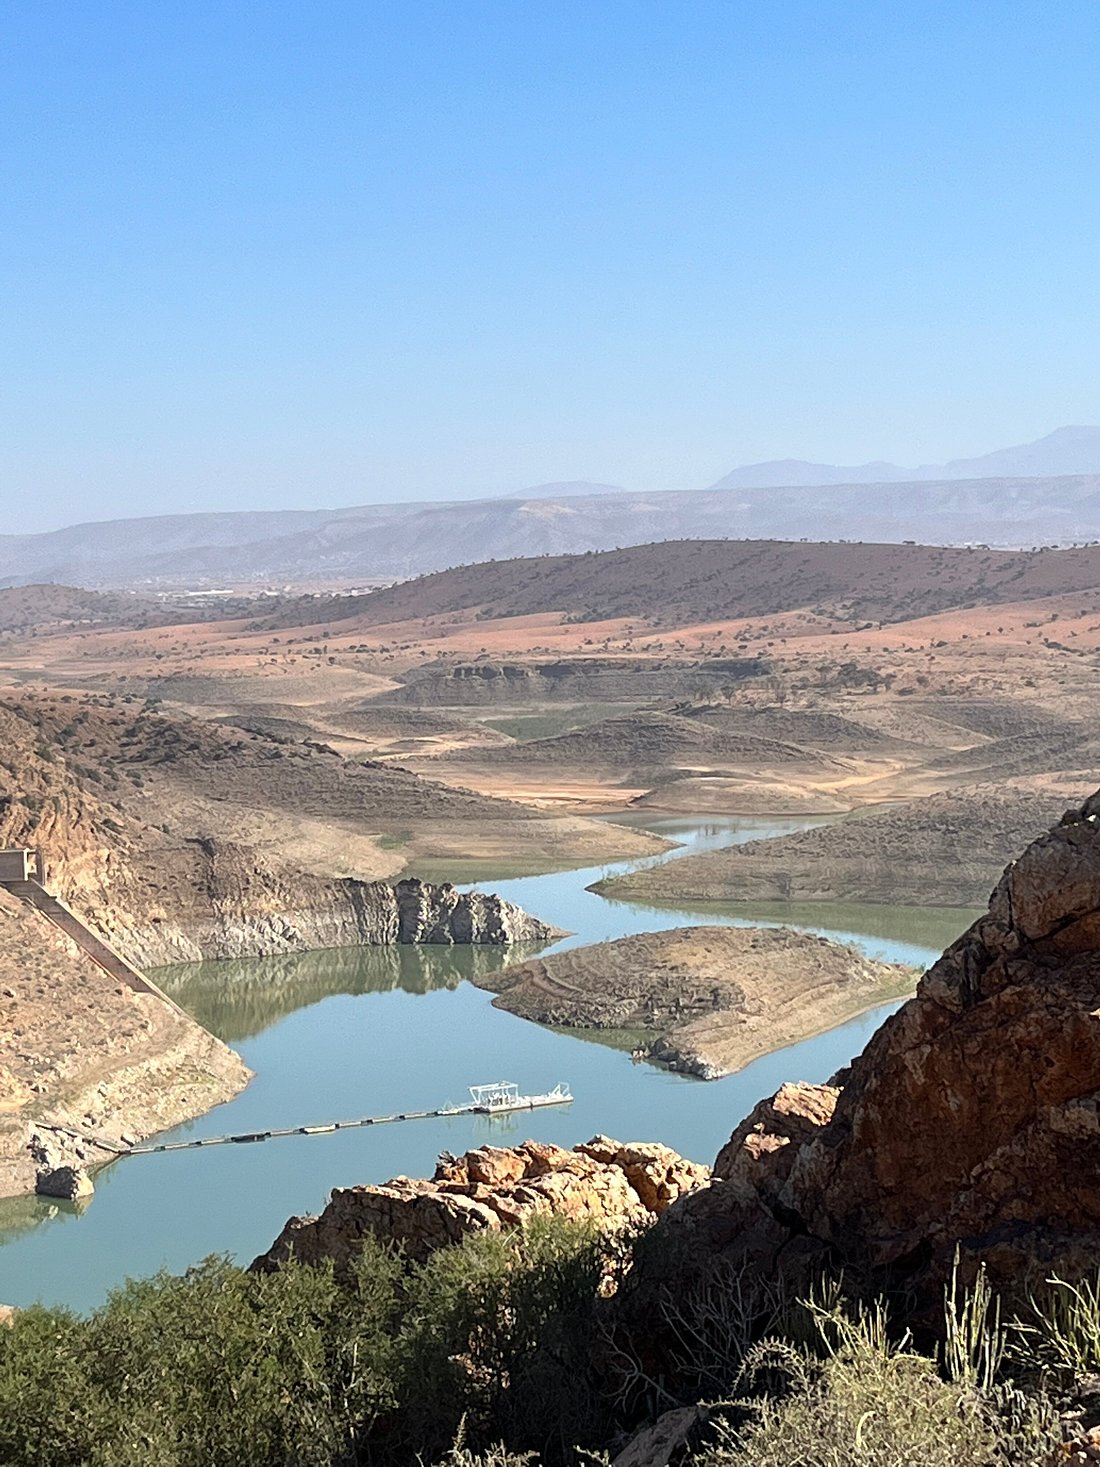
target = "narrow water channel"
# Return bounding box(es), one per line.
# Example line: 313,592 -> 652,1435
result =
0,814 -> 980,1313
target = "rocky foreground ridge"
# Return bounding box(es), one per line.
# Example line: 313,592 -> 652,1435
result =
614,785 -> 1100,1328
253,1136 -> 709,1271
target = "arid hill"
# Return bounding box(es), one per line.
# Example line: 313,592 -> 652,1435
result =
0,583 -> 276,635
9,461 -> 1100,588
0,689 -> 625,967
255,539 -> 1100,633
442,710 -> 844,771
0,688 -> 566,960
373,657 -> 766,708
6,537 -> 1100,851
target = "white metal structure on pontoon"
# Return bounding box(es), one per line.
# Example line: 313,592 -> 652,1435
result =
468,1081 -> 572,1112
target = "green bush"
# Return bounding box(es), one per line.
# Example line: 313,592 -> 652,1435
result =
0,1226 -> 1087,1467
0,1221 -> 612,1467
394,1216 -> 612,1462
0,1249 -> 405,1467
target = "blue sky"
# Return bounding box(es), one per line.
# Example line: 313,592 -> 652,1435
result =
3,2 -> 1099,533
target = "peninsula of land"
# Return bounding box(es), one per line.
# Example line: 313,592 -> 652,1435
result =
477,925 -> 912,1079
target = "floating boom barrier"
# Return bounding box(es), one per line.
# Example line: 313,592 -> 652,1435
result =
40,1082 -> 573,1160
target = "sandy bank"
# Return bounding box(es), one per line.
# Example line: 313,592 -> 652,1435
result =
475,925 -> 912,1079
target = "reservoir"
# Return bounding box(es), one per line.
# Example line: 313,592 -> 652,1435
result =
0,814 -> 979,1313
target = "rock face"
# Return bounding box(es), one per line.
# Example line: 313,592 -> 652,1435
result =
252,1136 -> 709,1273
632,789 -> 1100,1315
114,845 -> 558,967
35,1164 -> 93,1200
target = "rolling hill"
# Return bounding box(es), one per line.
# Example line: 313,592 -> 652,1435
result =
259,539 -> 1100,633
707,425 -> 1100,490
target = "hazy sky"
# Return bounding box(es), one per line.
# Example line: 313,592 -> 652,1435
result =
4,2 -> 1100,534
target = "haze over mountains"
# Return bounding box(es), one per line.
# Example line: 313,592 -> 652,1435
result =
707,424 -> 1100,490
6,426 -> 1100,590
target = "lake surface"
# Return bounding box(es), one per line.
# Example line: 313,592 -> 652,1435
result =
0,814 -> 980,1313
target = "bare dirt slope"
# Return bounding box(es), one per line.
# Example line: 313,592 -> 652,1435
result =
0,692 -> 665,926
480,926 -> 910,1079
423,707 -> 863,814
438,710 -> 848,771
0,890 -> 249,1197
6,538 -> 1100,845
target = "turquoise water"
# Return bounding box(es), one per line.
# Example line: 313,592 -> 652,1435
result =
0,815 -> 979,1313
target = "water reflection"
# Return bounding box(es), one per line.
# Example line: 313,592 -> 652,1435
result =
157,943 -> 546,1043
0,1192 -> 92,1247
594,896 -> 982,964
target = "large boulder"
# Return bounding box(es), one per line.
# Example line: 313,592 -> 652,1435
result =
630,789 -> 1100,1318
252,1136 -> 708,1273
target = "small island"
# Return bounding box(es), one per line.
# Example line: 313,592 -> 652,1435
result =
478,925 -> 915,1079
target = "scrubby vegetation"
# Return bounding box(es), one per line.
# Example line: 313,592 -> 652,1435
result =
2,1222 -> 1097,1466
0,1220 -> 615,1467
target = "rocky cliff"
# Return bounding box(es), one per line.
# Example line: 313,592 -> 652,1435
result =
106,843 -> 559,968
253,1136 -> 709,1272
618,786 -> 1100,1324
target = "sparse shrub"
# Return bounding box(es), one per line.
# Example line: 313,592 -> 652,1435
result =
1015,1269 -> 1100,1389
696,1297 -> 1057,1467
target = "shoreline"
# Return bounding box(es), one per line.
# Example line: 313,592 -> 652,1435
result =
517,971 -> 917,1081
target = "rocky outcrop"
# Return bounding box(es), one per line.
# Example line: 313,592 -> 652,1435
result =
35,1163 -> 93,1200
252,1136 -> 709,1272
111,842 -> 559,968
625,789 -> 1100,1320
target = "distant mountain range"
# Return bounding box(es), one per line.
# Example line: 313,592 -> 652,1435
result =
5,427 -> 1100,590
707,426 -> 1100,491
